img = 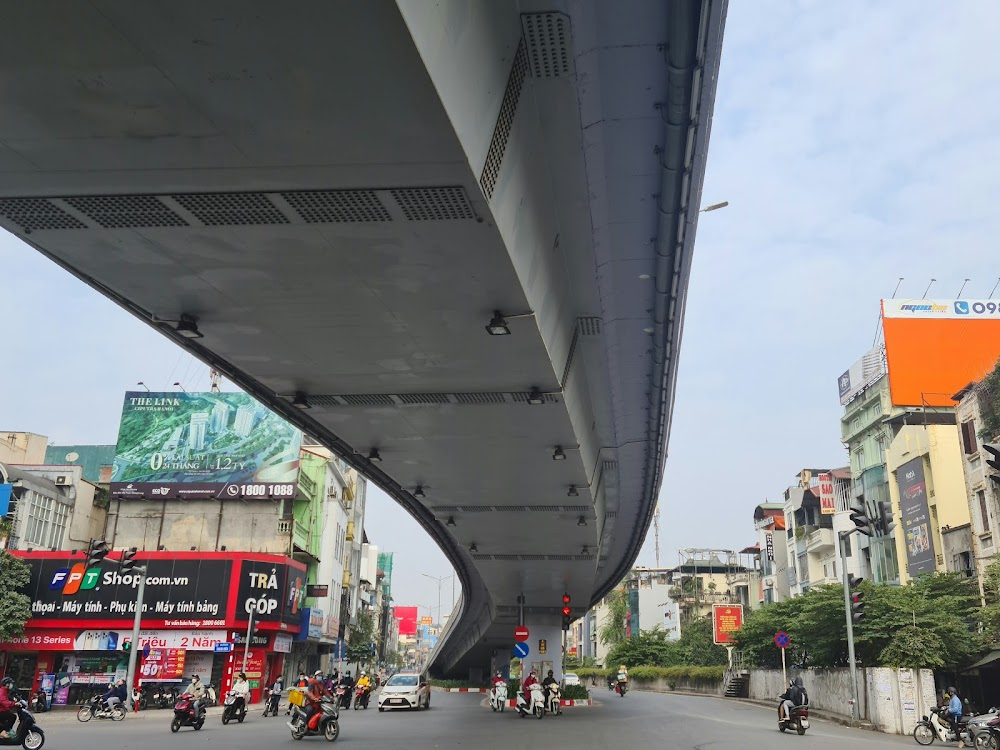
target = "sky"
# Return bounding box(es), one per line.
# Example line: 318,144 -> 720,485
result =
3,2 -> 1000,609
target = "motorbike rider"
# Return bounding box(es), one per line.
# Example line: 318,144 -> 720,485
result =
542,670 -> 559,706
0,676 -> 18,738
491,671 -> 506,693
103,678 -> 128,712
355,671 -> 372,702
186,674 -> 207,720
305,670 -> 334,725
947,687 -> 964,746
616,664 -> 629,690
268,675 -> 283,713
287,672 -> 308,715
779,677 -> 808,721
231,672 -> 251,714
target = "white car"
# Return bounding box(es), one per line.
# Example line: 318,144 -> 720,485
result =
563,673 -> 581,687
378,672 -> 431,711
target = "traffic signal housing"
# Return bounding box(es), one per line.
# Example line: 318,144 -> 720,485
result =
876,501 -> 897,536
985,444 -> 1000,487
561,593 -> 571,631
849,500 -> 874,536
849,575 -> 865,623
86,539 -> 110,567
119,547 -> 140,574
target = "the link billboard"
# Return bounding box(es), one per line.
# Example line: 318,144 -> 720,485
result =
882,299 -> 1000,407
110,391 -> 301,500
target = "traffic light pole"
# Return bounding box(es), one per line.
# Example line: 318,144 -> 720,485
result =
839,532 -> 860,723
242,607 -> 254,674
125,568 -> 147,710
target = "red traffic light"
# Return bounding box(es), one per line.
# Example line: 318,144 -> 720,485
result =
562,593 -> 570,605
562,606 -> 571,617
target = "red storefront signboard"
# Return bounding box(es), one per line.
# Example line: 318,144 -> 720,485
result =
0,630 -> 78,651
818,472 -> 836,515
712,604 -> 744,645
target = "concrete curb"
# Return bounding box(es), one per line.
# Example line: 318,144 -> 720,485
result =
732,696 -> 877,732
431,687 -> 488,693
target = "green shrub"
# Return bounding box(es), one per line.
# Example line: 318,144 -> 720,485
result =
627,665 -> 725,682
561,685 -> 590,700
428,678 -> 485,689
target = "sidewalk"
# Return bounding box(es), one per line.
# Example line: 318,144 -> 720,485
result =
35,704 -> 236,725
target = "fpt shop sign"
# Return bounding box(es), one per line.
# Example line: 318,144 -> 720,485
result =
22,557 -> 232,623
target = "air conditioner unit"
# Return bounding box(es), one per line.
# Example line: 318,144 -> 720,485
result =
55,476 -> 68,485
328,488 -> 338,499
764,577 -> 775,588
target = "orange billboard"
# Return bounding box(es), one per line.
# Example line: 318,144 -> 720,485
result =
882,299 -> 1000,407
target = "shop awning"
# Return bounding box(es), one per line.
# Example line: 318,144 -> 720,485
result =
966,651 -> 1000,670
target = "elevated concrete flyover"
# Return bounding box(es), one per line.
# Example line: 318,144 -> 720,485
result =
0,0 -> 727,678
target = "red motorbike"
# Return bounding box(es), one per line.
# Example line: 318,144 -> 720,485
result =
170,693 -> 205,732
353,685 -> 371,710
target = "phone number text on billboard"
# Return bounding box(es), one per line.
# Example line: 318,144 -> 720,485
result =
111,482 -> 296,500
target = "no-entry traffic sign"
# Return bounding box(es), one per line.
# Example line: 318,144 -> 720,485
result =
513,641 -> 530,659
774,631 -> 790,649
514,625 -> 530,642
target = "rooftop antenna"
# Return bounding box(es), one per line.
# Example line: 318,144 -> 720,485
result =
990,278 -> 1000,299
922,278 -> 936,298
957,279 -> 971,298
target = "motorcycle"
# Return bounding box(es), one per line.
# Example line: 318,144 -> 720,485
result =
971,716 -> 1000,750
489,683 -> 508,712
77,696 -> 126,722
288,699 -> 340,742
334,686 -> 351,710
0,701 -> 45,750
353,686 -> 371,710
545,684 -> 562,715
263,689 -> 282,717
516,684 -> 545,719
777,702 -> 810,735
221,691 -> 247,725
170,693 -> 205,732
30,693 -> 47,714
915,706 -> 972,746
615,679 -> 628,697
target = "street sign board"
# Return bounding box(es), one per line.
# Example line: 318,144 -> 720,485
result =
774,631 -> 790,649
513,641 -> 530,659
538,639 -> 547,655
514,625 -> 529,642
214,642 -> 234,653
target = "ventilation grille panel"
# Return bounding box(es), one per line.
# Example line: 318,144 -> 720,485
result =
339,394 -> 395,407
64,195 -> 187,228
471,554 -> 494,561
459,506 -> 492,513
173,193 -> 288,226
521,13 -> 574,79
527,505 -> 558,512
493,554 -> 520,562
606,511 -> 618,519
0,198 -> 86,230
547,554 -> 572,561
480,41 -> 529,200
562,506 -> 590,513
282,190 -> 390,223
432,506 -> 460,513
520,554 -> 546,561
574,555 -> 595,561
391,187 -> 475,221
305,396 -> 341,408
495,506 -> 526,513
454,392 -> 506,405
579,317 -> 602,336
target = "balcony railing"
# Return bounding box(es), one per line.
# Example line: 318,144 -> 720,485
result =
806,527 -> 836,552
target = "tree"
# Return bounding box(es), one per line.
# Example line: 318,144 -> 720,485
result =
606,627 -> 684,668
0,552 -> 31,641
346,611 -> 377,667
678,616 -> 729,666
599,587 -> 629,646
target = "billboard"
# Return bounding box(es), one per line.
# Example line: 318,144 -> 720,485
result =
712,604 -> 743,645
818,472 -> 836,515
896,457 -> 936,576
110,391 -> 302,500
662,599 -> 681,641
838,346 -> 886,405
881,300 -> 1000,407
396,606 -> 418,637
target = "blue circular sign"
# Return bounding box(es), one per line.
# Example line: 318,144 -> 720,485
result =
774,631 -> 790,649
513,641 -> 530,659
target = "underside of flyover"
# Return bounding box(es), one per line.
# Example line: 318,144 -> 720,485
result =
0,0 -> 726,677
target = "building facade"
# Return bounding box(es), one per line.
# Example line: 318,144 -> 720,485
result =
754,502 -> 790,605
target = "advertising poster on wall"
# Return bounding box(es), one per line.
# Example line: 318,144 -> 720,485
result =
897,457 -> 936,576
712,604 -> 744,645
140,648 -> 186,681
837,347 -> 886,406
662,600 -> 682,641
110,391 -> 302,500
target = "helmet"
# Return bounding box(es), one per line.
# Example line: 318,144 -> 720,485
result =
314,670 -> 323,677
192,675 -> 200,682
949,687 -> 958,695
547,670 -> 554,677
239,673 -> 246,680
496,671 -> 502,677
1,677 -> 13,688
361,672 -> 366,677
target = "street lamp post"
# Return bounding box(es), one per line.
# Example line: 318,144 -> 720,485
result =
421,572 -> 454,624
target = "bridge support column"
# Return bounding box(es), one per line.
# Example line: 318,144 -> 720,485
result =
515,622 -> 565,682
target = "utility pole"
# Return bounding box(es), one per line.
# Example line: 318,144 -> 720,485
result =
839,532 -> 860,723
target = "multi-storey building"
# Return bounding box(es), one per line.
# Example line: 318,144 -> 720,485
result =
753,502 -> 789,604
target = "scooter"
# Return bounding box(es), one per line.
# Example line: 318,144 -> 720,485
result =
545,684 -> 562,716
914,706 -> 970,746
263,689 -> 282,717
29,692 -> 47,714
77,696 -> 126,722
0,701 -> 45,750
516,684 -> 545,719
777,701 -> 810,736
288,699 -> 340,742
615,679 -> 628,697
353,686 -> 371,710
221,691 -> 247,724
170,693 -> 205,732
205,685 -> 218,708
334,686 -> 351,710
489,683 -> 508,712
